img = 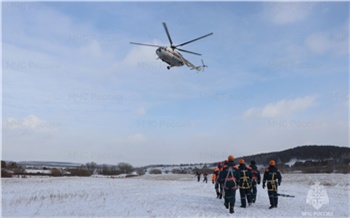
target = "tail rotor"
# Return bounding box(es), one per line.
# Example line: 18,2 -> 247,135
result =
201,59 -> 208,71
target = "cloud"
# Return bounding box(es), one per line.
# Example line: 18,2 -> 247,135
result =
79,40 -> 103,58
127,133 -> 146,144
240,117 -> 348,154
122,40 -> 165,69
263,2 -> 314,25
243,96 -> 317,119
134,107 -> 146,116
305,28 -> 349,56
2,115 -> 62,150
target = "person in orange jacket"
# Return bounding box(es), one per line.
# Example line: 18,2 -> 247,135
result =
218,160 -> 228,199
262,160 -> 282,209
218,155 -> 240,214
238,159 -> 253,208
249,160 -> 261,203
212,162 -> 223,198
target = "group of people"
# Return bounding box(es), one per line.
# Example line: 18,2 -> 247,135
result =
196,171 -> 208,183
211,155 -> 282,214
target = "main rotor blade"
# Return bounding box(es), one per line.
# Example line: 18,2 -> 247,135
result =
162,22 -> 173,46
130,42 -> 162,48
177,48 -> 202,56
175,32 -> 213,47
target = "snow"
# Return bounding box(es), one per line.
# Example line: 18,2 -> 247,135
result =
24,169 -> 52,174
285,158 -> 298,167
2,173 -> 349,217
284,159 -> 330,167
146,164 -> 208,173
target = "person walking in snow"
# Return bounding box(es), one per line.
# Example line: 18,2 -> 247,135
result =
262,160 -> 282,209
196,171 -> 201,182
203,172 -> 208,183
218,160 -> 228,199
219,155 -> 240,214
212,162 -> 223,198
249,160 -> 261,203
238,159 -> 253,208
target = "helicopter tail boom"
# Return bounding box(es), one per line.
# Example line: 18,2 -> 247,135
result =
190,60 -> 208,72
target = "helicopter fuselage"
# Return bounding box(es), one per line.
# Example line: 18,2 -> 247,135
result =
156,47 -> 184,67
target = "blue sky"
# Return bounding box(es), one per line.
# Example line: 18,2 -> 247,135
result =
2,2 -> 349,166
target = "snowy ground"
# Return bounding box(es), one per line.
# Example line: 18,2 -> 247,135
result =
2,173 -> 349,217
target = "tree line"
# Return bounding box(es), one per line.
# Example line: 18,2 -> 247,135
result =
1,161 -> 140,178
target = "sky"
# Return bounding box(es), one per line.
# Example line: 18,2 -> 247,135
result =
2,2 -> 349,167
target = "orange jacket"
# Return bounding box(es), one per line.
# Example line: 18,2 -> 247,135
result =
212,168 -> 219,181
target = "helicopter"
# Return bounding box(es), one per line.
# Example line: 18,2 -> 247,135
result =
130,22 -> 213,72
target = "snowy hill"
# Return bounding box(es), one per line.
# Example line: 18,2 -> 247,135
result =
144,145 -> 350,174
234,145 -> 350,173
236,145 -> 349,164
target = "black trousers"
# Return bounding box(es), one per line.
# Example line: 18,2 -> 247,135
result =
267,182 -> 278,206
224,188 -> 237,207
251,180 -> 258,202
268,190 -> 278,206
215,182 -> 223,195
239,188 -> 252,207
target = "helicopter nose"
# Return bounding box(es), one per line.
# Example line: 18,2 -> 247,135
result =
156,47 -> 163,56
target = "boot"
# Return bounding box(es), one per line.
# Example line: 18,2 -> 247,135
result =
269,205 -> 275,209
224,202 -> 229,209
229,207 -> 234,214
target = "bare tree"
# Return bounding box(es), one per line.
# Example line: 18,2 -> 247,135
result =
1,161 -> 6,169
85,162 -> 98,174
117,162 -> 134,174
135,167 -> 146,176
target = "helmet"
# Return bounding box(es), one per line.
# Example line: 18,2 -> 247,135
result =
239,159 -> 245,164
269,160 -> 275,166
228,155 -> 234,161
224,160 -> 228,164
218,162 -> 222,167
251,160 -> 256,165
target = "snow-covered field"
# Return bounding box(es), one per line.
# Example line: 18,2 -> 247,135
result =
2,173 -> 349,217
